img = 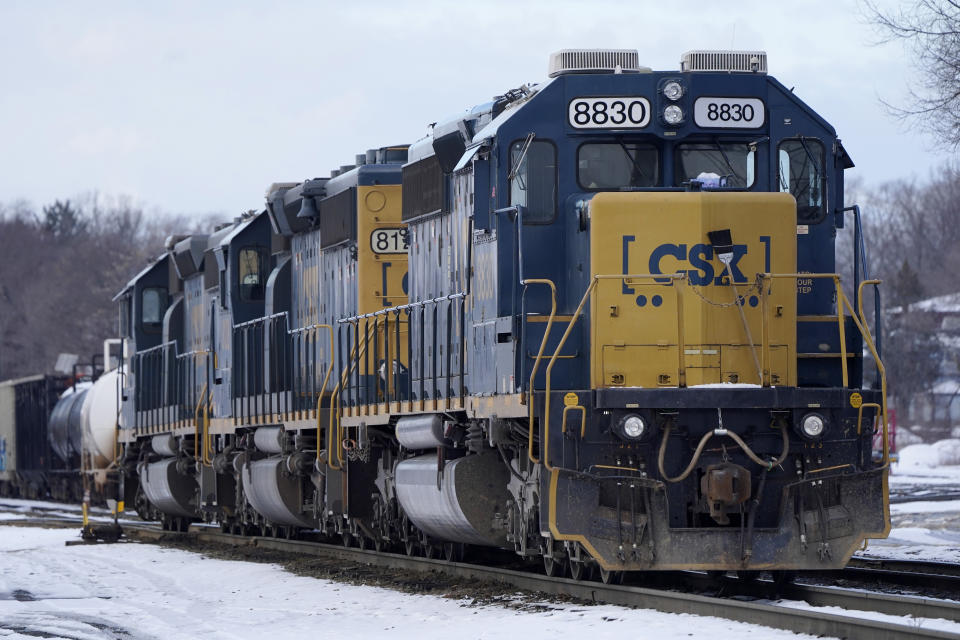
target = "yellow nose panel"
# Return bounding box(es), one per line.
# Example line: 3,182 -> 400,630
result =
588,191 -> 797,389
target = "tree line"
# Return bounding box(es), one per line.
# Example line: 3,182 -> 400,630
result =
845,165 -> 960,433
0,197 -> 216,380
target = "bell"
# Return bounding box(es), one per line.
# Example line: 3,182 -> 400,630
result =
297,196 -> 319,219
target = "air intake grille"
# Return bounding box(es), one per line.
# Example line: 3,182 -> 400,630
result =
548,49 -> 649,77
680,50 -> 767,74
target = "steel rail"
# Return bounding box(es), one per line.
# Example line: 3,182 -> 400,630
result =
112,523 -> 960,640
4,505 -> 958,638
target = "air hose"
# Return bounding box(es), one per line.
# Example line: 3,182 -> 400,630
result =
657,423 -> 789,483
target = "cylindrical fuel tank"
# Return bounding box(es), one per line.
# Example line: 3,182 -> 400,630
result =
396,415 -> 447,450
48,384 -> 90,464
395,453 -> 510,547
80,369 -> 120,469
242,458 -> 315,528
139,458 -> 196,518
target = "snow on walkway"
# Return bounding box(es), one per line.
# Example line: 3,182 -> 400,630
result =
0,525 -> 817,640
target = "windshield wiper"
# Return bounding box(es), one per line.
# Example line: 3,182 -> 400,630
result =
712,138 -> 743,186
616,138 -> 647,184
796,135 -> 822,183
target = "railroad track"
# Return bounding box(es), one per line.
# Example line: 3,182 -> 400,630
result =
3,507 -> 960,639
122,522 -> 958,640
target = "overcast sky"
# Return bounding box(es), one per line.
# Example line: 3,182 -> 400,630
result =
0,0 -> 951,218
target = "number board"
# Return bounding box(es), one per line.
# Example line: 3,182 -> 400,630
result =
370,228 -> 408,254
568,97 -> 651,129
693,97 -> 765,129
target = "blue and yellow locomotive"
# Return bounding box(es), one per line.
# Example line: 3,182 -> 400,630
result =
115,49 -> 889,580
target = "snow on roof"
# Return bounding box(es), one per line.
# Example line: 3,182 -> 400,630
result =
890,291 -> 960,315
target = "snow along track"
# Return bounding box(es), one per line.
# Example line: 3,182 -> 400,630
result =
117,522 -> 960,640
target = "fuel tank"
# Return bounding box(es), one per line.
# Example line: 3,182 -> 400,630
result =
395,452 -> 510,547
139,458 -> 196,518
241,457 -> 315,528
79,369 -> 120,468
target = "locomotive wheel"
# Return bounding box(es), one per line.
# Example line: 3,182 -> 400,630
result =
356,535 -> 370,550
569,560 -> 593,581
342,531 -> 353,548
771,570 -> 796,587
404,537 -> 417,556
443,542 -> 464,563
599,567 -> 622,585
736,570 -> 759,583
543,554 -> 565,577
422,543 -> 440,559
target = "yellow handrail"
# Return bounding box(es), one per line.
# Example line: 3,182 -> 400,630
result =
853,279 -> 889,466
314,324 -> 334,464
541,273 -> 684,471
194,382 -> 208,463
537,270 -> 889,474
327,320 -> 373,471
523,278 -> 557,464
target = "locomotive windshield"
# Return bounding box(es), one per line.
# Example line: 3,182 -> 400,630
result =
675,142 -> 755,189
577,142 -> 658,190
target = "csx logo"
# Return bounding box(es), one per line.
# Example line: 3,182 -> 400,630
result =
622,235 -> 771,288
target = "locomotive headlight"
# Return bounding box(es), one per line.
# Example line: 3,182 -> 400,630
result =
801,413 -> 826,439
663,104 -> 684,125
663,81 -> 683,101
618,414 -> 647,440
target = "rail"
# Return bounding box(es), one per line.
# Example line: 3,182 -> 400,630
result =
113,523 -> 959,640
530,271 -> 890,471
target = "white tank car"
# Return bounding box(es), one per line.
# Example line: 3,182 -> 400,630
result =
79,369 -> 120,469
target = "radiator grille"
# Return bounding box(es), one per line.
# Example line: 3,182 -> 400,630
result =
548,49 -> 648,77
680,50 -> 767,74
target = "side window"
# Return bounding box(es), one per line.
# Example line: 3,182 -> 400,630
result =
778,138 -> 825,223
141,287 -> 167,332
509,139 -> 556,223
238,246 -> 266,302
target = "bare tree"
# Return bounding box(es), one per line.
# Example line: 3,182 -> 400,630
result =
864,0 -> 960,147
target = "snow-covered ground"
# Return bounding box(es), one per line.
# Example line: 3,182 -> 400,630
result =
2,449 -> 960,639
856,442 -> 960,562
0,525 -> 826,640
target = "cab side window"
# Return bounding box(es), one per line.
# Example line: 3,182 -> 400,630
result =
141,287 -> 168,332
238,246 -> 267,302
509,139 -> 556,223
778,139 -> 826,223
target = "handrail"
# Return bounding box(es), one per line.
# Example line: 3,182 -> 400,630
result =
327,321 -> 372,471
536,269 -> 889,473
522,278 -> 557,464
314,324 -> 334,464
540,273 -> 684,471
194,381 -> 208,463
855,279 -> 889,465
762,273 -> 848,386
337,293 -> 465,324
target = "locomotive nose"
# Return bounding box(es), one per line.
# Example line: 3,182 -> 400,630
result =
585,190 -> 797,389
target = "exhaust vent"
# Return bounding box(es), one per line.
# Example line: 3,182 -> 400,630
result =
548,49 -> 650,77
680,50 -> 767,74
